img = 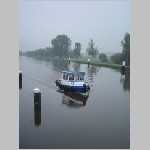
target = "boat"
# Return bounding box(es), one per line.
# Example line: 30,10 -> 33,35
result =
55,71 -> 90,93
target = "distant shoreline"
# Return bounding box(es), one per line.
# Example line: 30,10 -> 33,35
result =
19,55 -> 130,71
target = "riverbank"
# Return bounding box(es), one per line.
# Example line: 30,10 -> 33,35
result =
66,58 -> 130,71
21,55 -> 130,71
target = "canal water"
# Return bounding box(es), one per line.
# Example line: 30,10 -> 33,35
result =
19,56 -> 130,149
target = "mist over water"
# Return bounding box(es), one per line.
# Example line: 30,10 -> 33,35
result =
19,56 -> 130,149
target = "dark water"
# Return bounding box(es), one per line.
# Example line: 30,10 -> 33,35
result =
19,56 -> 130,149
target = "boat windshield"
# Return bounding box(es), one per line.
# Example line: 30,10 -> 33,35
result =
62,71 -> 85,81
68,75 -> 84,81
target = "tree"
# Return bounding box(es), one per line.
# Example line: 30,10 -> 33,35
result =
86,39 -> 98,57
110,53 -> 122,64
99,53 -> 108,63
24,46 -> 53,58
121,32 -> 130,66
19,51 -> 25,56
73,42 -> 81,57
51,35 -> 71,58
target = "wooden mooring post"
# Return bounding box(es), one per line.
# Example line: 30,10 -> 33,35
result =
19,71 -> 22,89
34,88 -> 41,107
68,58 -> 70,64
88,59 -> 90,68
33,88 -> 41,126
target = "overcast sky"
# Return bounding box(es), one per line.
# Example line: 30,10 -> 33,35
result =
19,1 -> 130,53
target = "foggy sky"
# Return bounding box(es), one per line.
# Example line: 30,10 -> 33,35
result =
19,1 -> 130,53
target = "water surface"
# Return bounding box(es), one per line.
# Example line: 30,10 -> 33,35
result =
19,56 -> 130,149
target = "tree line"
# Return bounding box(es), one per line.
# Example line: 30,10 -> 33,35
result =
20,33 -> 130,66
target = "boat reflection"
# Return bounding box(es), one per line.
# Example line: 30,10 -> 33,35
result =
120,71 -> 130,91
34,104 -> 41,127
62,92 -> 89,108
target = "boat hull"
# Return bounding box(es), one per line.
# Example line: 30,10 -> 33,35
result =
55,80 -> 90,93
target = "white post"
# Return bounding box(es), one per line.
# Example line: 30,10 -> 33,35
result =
68,58 -> 70,64
121,61 -> 126,75
34,88 -> 41,106
122,61 -> 125,66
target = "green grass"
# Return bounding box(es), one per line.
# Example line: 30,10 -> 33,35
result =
64,56 -> 130,70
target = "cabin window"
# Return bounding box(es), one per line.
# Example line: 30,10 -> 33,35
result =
79,75 -> 84,80
69,75 -> 74,80
65,75 -> 68,80
63,75 -> 65,80
74,75 -> 79,80
63,75 -> 68,80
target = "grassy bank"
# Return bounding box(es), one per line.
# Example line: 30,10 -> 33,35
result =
65,57 -> 130,71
